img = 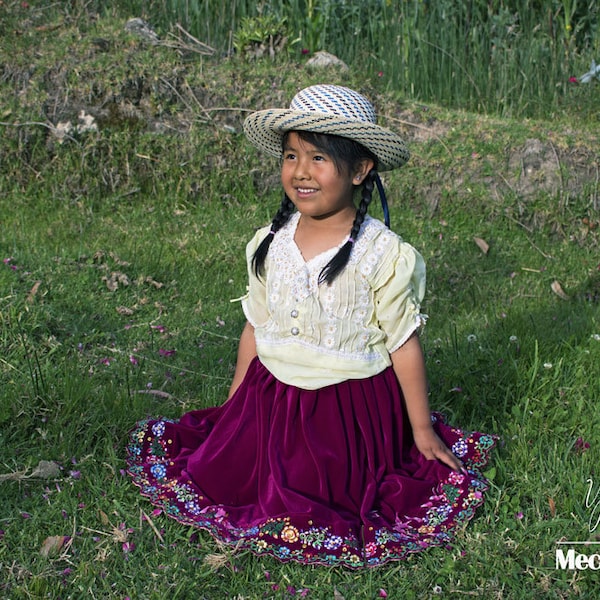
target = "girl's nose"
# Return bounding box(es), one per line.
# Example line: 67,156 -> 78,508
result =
293,158 -> 310,180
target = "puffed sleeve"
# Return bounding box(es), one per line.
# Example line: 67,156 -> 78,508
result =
372,237 -> 427,353
240,226 -> 271,327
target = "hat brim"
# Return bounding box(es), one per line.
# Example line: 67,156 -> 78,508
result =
243,109 -> 409,171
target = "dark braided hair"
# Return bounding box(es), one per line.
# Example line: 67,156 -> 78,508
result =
252,130 -> 379,284
318,169 -> 376,285
251,192 -> 295,278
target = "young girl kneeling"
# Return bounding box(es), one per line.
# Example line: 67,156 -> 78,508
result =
126,84 -> 496,568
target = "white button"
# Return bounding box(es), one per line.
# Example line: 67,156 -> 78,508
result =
291,327 -> 300,336
290,309 -> 299,318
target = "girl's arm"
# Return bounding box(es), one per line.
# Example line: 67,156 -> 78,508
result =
391,333 -> 463,472
227,321 -> 257,400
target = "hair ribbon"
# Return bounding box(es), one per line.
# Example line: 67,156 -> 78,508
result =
374,173 -> 390,228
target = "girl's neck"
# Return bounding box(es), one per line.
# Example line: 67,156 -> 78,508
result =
294,209 -> 356,262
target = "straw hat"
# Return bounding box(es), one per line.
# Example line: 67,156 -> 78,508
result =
243,84 -> 409,171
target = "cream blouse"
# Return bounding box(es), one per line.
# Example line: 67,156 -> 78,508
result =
241,212 -> 427,390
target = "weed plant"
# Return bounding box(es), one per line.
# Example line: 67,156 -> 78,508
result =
1,2 -> 600,598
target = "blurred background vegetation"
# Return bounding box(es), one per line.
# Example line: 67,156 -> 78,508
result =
78,0 -> 600,120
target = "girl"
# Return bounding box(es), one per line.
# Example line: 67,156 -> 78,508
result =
126,85 -> 496,568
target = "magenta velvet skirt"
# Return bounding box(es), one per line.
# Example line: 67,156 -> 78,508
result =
126,357 -> 496,568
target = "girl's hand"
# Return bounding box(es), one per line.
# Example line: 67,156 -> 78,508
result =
413,427 -> 463,472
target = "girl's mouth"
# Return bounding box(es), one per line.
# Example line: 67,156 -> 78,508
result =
296,187 -> 318,196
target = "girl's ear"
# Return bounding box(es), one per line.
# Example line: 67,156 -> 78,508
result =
352,159 -> 375,185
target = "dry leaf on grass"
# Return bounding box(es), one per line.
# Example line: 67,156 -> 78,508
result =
551,280 -> 569,300
26,281 -> 42,303
40,535 -> 70,557
473,236 -> 490,254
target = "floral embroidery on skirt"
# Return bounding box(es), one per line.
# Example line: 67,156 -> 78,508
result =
126,358 -> 496,568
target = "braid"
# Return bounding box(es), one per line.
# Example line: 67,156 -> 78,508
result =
252,193 -> 295,278
318,170 -> 376,285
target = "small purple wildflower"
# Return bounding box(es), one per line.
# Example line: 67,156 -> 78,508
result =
575,437 -> 590,453
122,541 -> 135,554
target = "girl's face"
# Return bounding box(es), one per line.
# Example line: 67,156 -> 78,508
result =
281,132 -> 373,221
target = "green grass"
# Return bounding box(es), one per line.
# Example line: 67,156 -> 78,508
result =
1,3 -> 600,598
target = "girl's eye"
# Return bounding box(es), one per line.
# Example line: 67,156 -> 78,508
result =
313,155 -> 326,161
283,152 -> 296,160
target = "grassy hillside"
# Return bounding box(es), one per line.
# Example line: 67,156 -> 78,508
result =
1,3 -> 599,598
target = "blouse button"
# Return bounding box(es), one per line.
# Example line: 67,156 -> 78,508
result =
290,309 -> 299,318
291,327 -> 300,336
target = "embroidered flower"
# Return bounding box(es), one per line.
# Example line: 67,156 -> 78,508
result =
151,421 -> 166,437
477,434 -> 496,449
451,439 -> 468,458
448,471 -> 465,485
150,463 -> 167,480
323,535 -> 343,550
184,500 -> 202,515
280,525 -> 300,544
464,490 -> 483,506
